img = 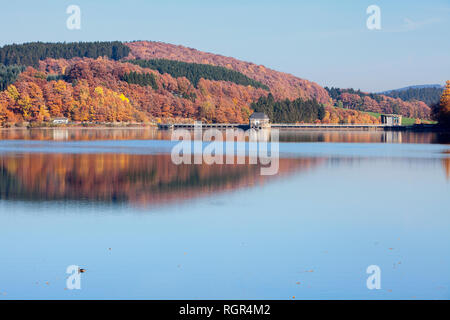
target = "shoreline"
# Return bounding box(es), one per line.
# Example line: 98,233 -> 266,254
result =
0,123 -> 448,133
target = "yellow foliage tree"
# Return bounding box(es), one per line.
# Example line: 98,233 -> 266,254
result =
7,85 -> 20,101
37,105 -> 51,122
439,80 -> 450,126
94,86 -> 104,96
200,100 -> 215,122
118,93 -> 129,103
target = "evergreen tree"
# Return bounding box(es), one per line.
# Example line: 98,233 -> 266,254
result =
251,94 -> 325,123
383,87 -> 444,106
128,59 -> 269,90
121,71 -> 158,90
0,42 -> 130,67
0,64 -> 25,90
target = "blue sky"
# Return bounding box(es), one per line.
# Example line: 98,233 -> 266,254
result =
0,0 -> 449,92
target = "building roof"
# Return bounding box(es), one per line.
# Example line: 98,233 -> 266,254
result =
381,114 -> 402,118
249,112 -> 269,120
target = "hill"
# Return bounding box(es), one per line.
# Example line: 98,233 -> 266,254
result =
380,85 -> 444,106
325,87 -> 431,119
0,41 -> 393,126
380,84 -> 443,93
125,41 -> 330,104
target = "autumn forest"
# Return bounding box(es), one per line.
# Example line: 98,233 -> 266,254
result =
0,41 -> 448,126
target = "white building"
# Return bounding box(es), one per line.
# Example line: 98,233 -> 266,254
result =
249,112 -> 270,129
52,117 -> 69,125
380,114 -> 402,126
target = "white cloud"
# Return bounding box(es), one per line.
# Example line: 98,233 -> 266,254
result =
403,17 -> 441,31
385,17 -> 442,33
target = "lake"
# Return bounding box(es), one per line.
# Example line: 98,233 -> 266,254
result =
0,128 -> 449,299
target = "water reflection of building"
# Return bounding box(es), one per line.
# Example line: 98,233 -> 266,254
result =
0,128 -> 443,144
52,129 -> 69,140
382,131 -> 403,143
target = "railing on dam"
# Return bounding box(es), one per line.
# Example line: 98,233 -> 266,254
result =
158,123 -> 392,130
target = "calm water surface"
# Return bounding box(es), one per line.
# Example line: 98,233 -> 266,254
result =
0,128 -> 449,299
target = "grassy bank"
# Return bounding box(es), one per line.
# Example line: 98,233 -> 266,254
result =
361,111 -> 437,126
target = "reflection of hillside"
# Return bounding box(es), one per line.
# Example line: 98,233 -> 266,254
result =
444,153 -> 450,179
0,153 -> 321,206
1,128 -> 448,144
278,130 -> 440,144
0,128 -> 172,141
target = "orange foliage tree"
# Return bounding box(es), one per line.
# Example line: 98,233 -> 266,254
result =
0,56 -> 380,126
438,80 -> 450,126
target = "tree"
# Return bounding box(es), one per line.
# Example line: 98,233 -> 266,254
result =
324,86 -> 432,119
438,80 -> 450,127
0,64 -> 25,90
0,42 -> 130,67
128,59 -> 269,90
250,94 -> 326,123
383,86 -> 444,106
200,100 -> 215,122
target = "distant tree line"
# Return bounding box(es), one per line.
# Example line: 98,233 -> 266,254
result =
383,87 -> 443,106
0,41 -> 130,67
0,64 -> 25,90
325,87 -> 383,103
128,59 -> 269,90
326,86 -> 402,113
121,71 -> 158,90
251,93 -> 325,123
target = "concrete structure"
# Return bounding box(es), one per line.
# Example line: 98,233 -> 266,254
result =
158,123 -> 390,130
380,114 -> 402,126
52,117 -> 69,125
158,123 -> 243,129
249,112 -> 270,128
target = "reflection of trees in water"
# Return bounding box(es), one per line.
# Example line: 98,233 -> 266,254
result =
1,128 -> 449,144
444,153 -> 450,179
0,128 -> 172,141
274,130 -> 444,144
434,133 -> 450,145
0,153 -> 320,205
